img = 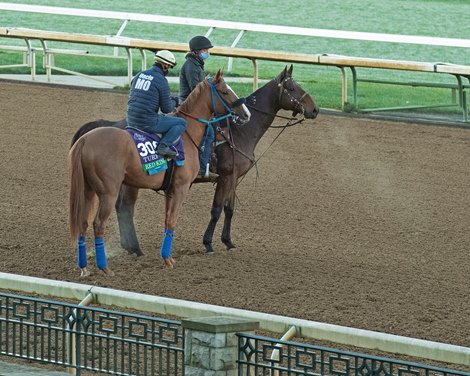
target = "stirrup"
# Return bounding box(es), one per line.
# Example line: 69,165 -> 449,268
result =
196,171 -> 219,182
157,144 -> 177,157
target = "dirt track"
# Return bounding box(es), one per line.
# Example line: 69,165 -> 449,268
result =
1,80 -> 469,355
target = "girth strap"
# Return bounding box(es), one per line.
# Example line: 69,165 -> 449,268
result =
152,159 -> 175,194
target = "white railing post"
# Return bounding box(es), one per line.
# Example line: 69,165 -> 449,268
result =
113,19 -> 129,57
67,292 -> 94,375
227,30 -> 245,72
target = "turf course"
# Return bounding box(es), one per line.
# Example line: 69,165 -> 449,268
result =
1,0 -> 469,113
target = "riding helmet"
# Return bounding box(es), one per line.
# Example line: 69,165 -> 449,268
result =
189,35 -> 213,51
154,50 -> 177,67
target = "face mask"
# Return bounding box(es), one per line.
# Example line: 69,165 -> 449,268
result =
199,52 -> 210,60
161,64 -> 170,76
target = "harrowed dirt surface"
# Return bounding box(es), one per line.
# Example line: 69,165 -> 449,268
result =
1,81 -> 469,355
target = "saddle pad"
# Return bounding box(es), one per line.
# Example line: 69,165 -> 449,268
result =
126,128 -> 185,175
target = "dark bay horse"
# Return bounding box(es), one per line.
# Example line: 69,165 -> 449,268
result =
203,65 -> 318,252
71,65 -> 318,257
69,69 -> 251,276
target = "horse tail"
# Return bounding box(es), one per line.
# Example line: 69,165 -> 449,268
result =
68,137 -> 88,245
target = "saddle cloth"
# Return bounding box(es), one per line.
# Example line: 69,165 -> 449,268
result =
126,128 -> 185,175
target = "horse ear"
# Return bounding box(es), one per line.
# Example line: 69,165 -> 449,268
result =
288,64 -> 293,76
277,65 -> 288,82
214,68 -> 224,83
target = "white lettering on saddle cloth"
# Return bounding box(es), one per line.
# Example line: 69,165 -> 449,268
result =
138,140 -> 168,174
126,128 -> 185,175
128,130 -> 168,175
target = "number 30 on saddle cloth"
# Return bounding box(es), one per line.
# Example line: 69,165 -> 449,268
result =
126,128 -> 185,175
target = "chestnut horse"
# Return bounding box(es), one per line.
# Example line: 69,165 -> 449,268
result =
71,65 -> 318,257
69,69 -> 250,276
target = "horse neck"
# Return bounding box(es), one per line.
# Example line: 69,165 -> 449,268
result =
179,86 -> 214,145
234,80 -> 281,145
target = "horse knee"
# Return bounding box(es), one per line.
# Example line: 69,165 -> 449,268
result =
224,205 -> 234,219
93,221 -> 105,237
211,206 -> 223,220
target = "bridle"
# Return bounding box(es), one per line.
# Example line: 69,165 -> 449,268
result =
277,76 -> 308,119
247,76 -> 307,129
178,77 -> 245,125
232,76 -> 310,182
177,77 -> 246,150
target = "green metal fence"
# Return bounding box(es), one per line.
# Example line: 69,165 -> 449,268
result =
237,333 -> 470,376
0,293 -> 184,375
2,291 -> 470,375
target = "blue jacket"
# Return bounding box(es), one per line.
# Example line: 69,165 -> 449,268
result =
127,64 -> 176,128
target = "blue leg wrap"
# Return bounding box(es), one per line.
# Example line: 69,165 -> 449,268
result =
78,236 -> 87,268
160,229 -> 174,259
94,237 -> 107,270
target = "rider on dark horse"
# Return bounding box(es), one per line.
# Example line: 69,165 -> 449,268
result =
179,35 -> 219,180
127,50 -> 187,157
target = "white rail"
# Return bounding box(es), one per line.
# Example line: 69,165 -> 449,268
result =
2,2 -> 470,49
1,4 -> 469,121
0,272 -> 469,366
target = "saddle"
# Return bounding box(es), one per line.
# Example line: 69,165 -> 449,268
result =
125,127 -> 185,175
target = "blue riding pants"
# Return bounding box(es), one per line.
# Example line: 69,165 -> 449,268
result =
199,124 -> 215,172
129,115 -> 187,146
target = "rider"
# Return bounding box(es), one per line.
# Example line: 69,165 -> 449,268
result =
127,50 -> 187,158
179,35 -> 218,180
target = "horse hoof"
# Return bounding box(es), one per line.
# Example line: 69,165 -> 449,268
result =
204,244 -> 215,254
101,267 -> 115,276
224,242 -> 237,252
80,268 -> 90,278
125,248 -> 144,257
162,257 -> 175,269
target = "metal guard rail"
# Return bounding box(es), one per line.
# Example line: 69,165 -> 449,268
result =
0,272 -> 469,366
0,27 -> 469,121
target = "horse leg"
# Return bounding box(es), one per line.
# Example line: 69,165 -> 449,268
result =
160,184 -> 190,268
203,177 -> 231,254
115,184 -> 143,256
77,188 -> 95,278
221,188 -> 237,251
203,204 -> 223,254
93,192 -> 119,276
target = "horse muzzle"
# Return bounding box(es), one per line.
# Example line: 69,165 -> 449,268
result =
231,97 -> 247,107
232,113 -> 250,125
304,105 -> 320,119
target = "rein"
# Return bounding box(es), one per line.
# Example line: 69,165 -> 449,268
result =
176,78 -> 239,151
245,104 -> 305,128
233,77 -> 309,183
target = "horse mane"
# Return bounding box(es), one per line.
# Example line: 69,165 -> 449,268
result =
179,79 -> 209,113
248,67 -> 292,100
249,77 -> 276,99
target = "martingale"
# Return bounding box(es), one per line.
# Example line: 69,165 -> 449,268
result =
126,128 -> 185,175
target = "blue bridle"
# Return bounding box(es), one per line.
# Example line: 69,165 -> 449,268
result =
196,77 -> 238,124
